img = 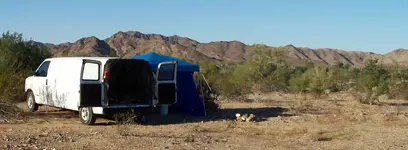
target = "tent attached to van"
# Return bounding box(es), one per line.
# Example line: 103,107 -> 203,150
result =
132,52 -> 205,116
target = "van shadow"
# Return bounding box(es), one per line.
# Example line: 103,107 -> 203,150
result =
382,102 -> 408,106
20,106 -> 293,126
21,110 -> 79,120
144,106 -> 293,126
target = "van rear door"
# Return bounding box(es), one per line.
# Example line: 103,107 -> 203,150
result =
155,61 -> 178,105
79,59 -> 103,107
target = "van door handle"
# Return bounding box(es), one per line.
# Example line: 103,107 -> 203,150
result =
46,79 -> 48,85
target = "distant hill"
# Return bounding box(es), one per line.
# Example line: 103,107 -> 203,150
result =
36,31 -> 408,67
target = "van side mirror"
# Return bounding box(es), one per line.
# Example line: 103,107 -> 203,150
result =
32,70 -> 39,76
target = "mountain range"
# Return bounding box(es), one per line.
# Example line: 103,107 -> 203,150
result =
36,31 -> 408,67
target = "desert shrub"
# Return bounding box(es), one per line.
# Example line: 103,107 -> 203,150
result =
0,73 -> 28,101
109,49 -> 118,57
307,66 -> 332,98
194,72 -> 220,112
203,97 -> 220,113
353,59 -> 390,104
196,61 -> 229,96
113,109 -> 144,136
260,65 -> 293,92
196,45 -> 353,99
56,48 -> 117,57
246,45 -> 291,92
326,64 -> 353,92
59,52 -> 92,57
0,100 -> 24,123
387,66 -> 408,100
193,44 -> 408,104
348,67 -> 361,79
289,65 -> 331,98
212,45 -> 293,97
113,109 -> 142,124
0,31 -> 51,102
196,61 -> 248,99
289,69 -> 310,94
227,62 -> 255,97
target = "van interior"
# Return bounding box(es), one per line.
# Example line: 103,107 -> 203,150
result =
104,59 -> 154,105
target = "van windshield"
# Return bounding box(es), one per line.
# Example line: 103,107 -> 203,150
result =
36,61 -> 50,77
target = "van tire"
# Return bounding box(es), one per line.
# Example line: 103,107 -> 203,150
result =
79,107 -> 96,125
26,91 -> 38,112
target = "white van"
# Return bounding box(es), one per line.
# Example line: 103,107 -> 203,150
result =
24,57 -> 177,125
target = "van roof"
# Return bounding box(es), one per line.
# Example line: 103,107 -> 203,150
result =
45,57 -> 120,62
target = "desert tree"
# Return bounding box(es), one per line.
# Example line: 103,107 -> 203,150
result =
0,31 -> 51,101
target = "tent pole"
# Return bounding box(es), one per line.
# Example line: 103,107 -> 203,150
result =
200,72 -> 212,92
196,72 -> 207,116
198,73 -> 204,97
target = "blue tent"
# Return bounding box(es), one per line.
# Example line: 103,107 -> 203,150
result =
132,52 -> 205,116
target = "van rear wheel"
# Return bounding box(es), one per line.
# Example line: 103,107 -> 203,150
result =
79,107 -> 96,125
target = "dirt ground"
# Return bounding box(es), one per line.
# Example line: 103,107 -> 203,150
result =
2,92 -> 408,150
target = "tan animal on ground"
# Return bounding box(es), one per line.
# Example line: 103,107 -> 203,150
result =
235,113 -> 256,122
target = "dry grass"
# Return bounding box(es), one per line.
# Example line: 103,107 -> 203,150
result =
0,101 -> 24,123
113,109 -> 143,136
311,130 -> 355,141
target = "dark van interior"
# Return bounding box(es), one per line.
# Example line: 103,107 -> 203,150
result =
104,59 -> 155,105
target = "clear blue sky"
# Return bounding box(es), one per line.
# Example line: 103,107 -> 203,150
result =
1,0 -> 407,54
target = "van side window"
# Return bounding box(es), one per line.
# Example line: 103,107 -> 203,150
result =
37,61 -> 50,77
82,63 -> 100,81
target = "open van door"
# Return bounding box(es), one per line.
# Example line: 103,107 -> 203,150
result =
79,59 -> 103,107
154,61 -> 178,106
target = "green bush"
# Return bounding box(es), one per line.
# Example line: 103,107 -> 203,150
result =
308,66 -> 331,97
195,61 -> 225,95
289,65 -> 332,98
0,31 -> 50,102
0,73 -> 27,101
326,64 -> 353,92
260,65 -> 292,92
58,51 -> 93,57
243,45 -> 291,93
227,62 -> 255,96
196,60 -> 248,98
351,59 -> 390,104
387,66 -> 408,100
354,60 -> 389,93
193,43 -> 408,104
289,68 -> 310,93
195,45 -> 408,104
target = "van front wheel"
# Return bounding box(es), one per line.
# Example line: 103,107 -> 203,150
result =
79,107 -> 96,125
26,91 -> 38,112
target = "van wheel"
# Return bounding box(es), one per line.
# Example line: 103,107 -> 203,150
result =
26,91 -> 38,112
79,107 -> 96,125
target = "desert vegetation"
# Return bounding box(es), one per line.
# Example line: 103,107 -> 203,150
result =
0,32 -> 51,101
195,44 -> 408,105
0,32 -> 50,122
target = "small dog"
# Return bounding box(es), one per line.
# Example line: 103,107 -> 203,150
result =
235,113 -> 256,122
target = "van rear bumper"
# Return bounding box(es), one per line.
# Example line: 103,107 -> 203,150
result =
104,104 -> 151,108
102,105 -> 153,115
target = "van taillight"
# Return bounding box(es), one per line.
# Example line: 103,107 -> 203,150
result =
103,70 -> 109,83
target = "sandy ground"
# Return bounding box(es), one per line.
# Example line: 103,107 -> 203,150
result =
2,92 -> 408,150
